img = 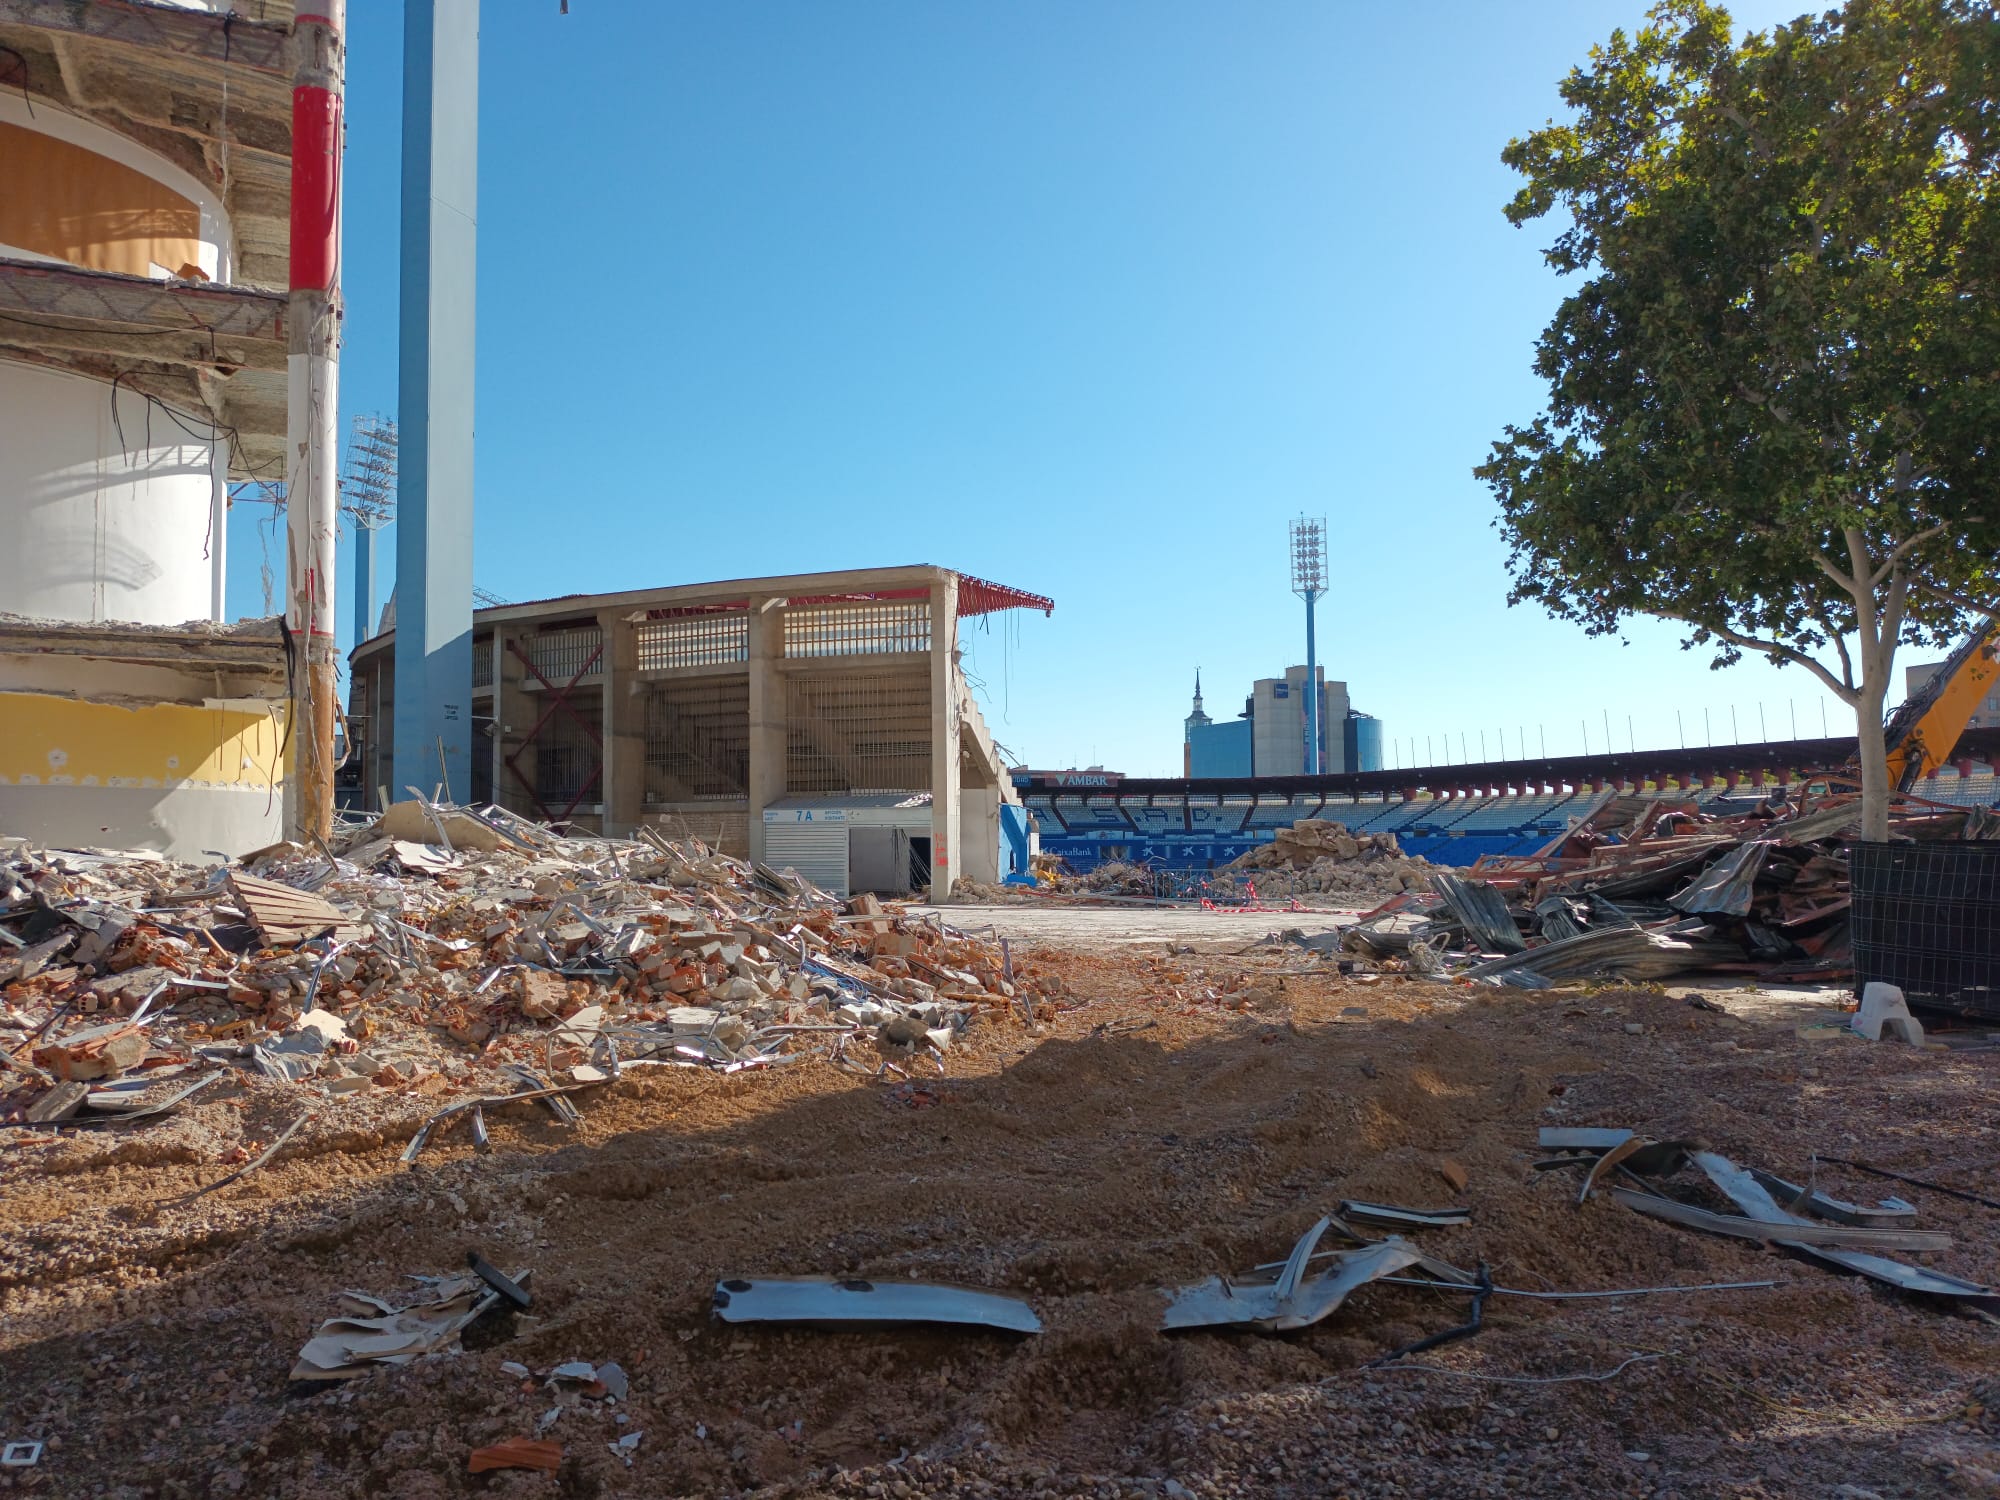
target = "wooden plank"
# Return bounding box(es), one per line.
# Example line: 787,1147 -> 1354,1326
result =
227,872 -> 361,945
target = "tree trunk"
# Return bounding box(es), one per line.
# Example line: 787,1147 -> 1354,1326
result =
1854,682 -> 1892,842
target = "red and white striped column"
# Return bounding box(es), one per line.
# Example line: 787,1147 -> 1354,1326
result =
286,2 -> 346,838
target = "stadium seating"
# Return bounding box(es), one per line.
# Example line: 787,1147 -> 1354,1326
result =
1243,800 -> 1309,829
1125,804 -> 1183,835
1057,797 -> 1133,830
1913,773 -> 1999,807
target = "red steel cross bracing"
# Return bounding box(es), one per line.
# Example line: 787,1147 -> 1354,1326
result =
503,637 -> 606,825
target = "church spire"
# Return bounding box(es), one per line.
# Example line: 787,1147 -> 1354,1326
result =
1185,669 -> 1212,733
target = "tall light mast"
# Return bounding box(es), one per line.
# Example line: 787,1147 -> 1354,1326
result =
338,415 -> 398,647
1289,516 -> 1327,775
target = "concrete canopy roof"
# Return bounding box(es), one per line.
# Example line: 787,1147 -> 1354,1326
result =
352,566 -> 1056,666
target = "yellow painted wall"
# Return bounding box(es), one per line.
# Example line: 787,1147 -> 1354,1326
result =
0,692 -> 284,789
0,123 -> 205,279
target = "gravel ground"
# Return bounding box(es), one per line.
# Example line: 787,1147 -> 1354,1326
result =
3,933 -> 1997,1499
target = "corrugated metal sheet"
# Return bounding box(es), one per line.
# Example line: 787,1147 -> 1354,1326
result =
762,821 -> 848,898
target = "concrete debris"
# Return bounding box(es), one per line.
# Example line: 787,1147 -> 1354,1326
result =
1223,820 -> 1438,899
712,1276 -> 1043,1333
1374,788 -> 1997,991
22,1080 -> 87,1123
608,1429 -> 643,1464
31,1020 -> 149,1081
291,1266 -> 532,1382
377,799 -> 515,851
1,801 -> 1047,1133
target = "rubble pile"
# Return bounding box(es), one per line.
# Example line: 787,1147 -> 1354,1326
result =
1073,860 -> 1155,896
1346,790 -> 1999,991
1220,818 -> 1437,899
0,801 -> 1048,1132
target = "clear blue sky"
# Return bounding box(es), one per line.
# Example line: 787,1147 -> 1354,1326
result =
228,0 -> 1865,778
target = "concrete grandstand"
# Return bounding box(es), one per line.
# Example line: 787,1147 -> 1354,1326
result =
1017,727 -> 2000,871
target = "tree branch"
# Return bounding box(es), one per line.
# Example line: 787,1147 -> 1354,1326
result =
1843,526 -> 1874,597
1809,605 -> 1856,692
1873,571 -> 1912,695
1870,523 -> 1950,587
1845,526 -> 1882,667
1813,549 -> 1861,599
1646,611 -> 1860,704
1913,579 -> 2000,620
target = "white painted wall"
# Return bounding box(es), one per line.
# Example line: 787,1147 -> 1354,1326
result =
0,361 -> 226,625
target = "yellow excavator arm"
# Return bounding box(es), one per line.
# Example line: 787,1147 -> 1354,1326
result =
1883,617 -> 2000,791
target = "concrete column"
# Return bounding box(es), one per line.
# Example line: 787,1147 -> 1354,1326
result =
598,609 -> 643,835
963,784 -> 1000,883
393,0 -> 479,809
495,627 -> 538,818
746,596 -> 786,865
366,660 -> 389,808
484,628 -> 502,806
928,576 -> 962,899
285,0 -> 345,838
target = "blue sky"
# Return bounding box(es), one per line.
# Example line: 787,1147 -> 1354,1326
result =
228,0 -> 1862,778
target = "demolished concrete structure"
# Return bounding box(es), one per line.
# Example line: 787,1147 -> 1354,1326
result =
348,567 -> 1053,894
0,799 -> 1051,1134
0,2 -> 306,858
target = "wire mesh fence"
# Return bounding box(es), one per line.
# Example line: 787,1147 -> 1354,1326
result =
1137,867 -> 1317,904
1851,840 -> 2000,1020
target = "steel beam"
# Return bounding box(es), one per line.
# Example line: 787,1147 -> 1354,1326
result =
394,0 -> 479,807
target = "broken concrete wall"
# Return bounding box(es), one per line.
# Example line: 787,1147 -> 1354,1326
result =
0,618 -> 288,858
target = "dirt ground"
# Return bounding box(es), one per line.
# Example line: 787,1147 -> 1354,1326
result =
913,903 -> 1361,947
4,919 -> 1998,1499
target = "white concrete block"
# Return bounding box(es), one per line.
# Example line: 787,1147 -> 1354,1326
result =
1882,1014 -> 1926,1046
1852,982 -> 1916,1042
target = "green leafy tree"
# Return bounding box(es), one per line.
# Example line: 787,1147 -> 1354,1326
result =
1480,0 -> 2000,839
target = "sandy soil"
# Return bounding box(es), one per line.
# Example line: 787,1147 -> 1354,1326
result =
3,931 -> 1998,1499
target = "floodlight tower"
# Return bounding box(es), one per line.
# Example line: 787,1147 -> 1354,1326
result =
1289,516 -> 1328,775
338,415 -> 398,646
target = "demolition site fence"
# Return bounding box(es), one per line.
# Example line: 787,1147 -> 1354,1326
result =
1851,840 -> 2000,1022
